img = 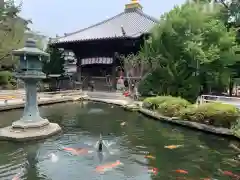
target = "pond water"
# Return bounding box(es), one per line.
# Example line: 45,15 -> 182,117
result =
0,101 -> 239,180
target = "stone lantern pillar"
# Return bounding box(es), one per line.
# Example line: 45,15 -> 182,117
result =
0,38 -> 62,141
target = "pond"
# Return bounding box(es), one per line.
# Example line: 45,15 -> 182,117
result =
0,101 -> 239,180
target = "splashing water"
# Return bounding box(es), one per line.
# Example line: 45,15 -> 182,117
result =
94,138 -> 119,155
48,153 -> 59,163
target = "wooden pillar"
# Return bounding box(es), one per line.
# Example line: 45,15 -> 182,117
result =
76,58 -> 82,82
76,58 -> 83,90
111,52 -> 118,90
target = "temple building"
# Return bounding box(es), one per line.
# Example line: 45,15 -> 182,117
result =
50,0 -> 158,91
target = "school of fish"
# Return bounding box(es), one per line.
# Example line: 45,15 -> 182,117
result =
11,121 -> 239,179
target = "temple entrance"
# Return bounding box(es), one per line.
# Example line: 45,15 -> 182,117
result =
80,57 -> 115,91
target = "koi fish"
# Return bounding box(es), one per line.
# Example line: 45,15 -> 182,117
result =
95,160 -> 123,173
222,170 -> 240,179
144,155 -> 155,159
164,145 -> 183,149
63,147 -> 92,155
148,167 -> 158,175
12,176 -> 19,180
174,169 -> 188,174
12,173 -> 21,180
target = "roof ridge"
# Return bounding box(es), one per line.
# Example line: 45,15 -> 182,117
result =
134,9 -> 159,23
57,11 -> 125,39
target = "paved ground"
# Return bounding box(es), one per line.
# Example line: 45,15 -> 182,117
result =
86,91 -> 124,99
0,89 -> 81,106
0,90 -> 128,107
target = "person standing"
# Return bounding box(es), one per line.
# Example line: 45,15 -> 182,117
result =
116,76 -> 124,92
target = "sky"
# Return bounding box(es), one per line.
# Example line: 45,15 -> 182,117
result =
15,0 -> 186,37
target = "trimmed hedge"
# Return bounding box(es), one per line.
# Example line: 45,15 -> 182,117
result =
143,96 -> 240,129
180,103 -> 240,128
143,96 -> 178,110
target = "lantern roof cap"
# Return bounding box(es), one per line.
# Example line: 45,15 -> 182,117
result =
12,38 -> 49,57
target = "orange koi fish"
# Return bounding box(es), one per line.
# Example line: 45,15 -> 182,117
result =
144,155 -> 155,159
174,169 -> 188,174
222,170 -> 240,179
63,147 -> 92,155
95,160 -> 123,173
164,145 -> 183,149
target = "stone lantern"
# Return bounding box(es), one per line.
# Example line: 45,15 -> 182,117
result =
0,38 -> 62,141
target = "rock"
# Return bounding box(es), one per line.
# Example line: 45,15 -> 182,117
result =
124,104 -> 140,111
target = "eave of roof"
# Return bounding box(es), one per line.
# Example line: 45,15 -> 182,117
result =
51,9 -> 159,44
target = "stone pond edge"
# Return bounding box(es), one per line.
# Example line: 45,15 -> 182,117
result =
0,95 -> 86,112
86,97 -> 240,141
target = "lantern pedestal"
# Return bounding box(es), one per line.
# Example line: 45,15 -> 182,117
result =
0,122 -> 62,141
0,77 -> 62,141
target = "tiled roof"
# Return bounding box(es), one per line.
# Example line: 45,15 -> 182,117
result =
54,9 -> 158,44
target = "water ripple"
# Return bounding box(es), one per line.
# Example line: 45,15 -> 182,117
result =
0,102 -> 238,180
0,148 -> 27,180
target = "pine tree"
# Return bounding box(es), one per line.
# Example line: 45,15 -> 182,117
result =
42,46 -> 65,75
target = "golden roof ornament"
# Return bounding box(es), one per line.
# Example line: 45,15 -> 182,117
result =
125,0 -> 142,11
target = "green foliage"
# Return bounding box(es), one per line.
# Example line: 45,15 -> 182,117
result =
0,0 -> 30,70
143,96 -> 191,117
0,71 -> 12,84
0,70 -> 16,89
0,0 -> 30,89
180,102 -> 240,128
157,97 -> 191,117
42,46 -> 65,75
143,96 -> 240,129
137,2 -> 240,101
143,95 -> 174,109
231,119 -> 240,138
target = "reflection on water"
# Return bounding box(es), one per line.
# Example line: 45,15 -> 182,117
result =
88,108 -> 105,114
0,102 -> 239,180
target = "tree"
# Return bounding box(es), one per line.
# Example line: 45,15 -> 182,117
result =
137,2 -> 240,101
0,0 -> 31,89
121,38 -> 160,92
0,0 -> 30,70
42,46 -> 65,75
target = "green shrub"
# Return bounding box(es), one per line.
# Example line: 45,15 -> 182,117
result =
143,96 -> 240,129
143,96 -> 174,110
143,96 -> 191,117
157,97 -> 191,117
0,71 -> 13,85
180,103 -> 240,128
0,71 -> 16,89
